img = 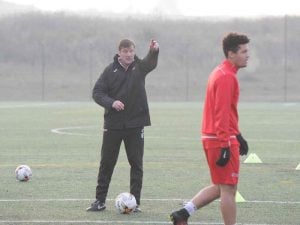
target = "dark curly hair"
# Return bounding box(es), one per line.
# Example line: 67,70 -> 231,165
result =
223,32 -> 250,58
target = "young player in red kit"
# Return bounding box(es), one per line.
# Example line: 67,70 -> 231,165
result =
170,32 -> 250,225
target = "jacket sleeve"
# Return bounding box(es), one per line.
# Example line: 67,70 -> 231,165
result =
139,49 -> 159,74
92,68 -> 115,109
214,75 -> 233,148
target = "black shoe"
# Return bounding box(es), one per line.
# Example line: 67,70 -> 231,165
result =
133,205 -> 142,213
170,208 -> 189,225
86,200 -> 106,211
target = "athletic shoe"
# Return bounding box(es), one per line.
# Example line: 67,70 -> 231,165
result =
86,200 -> 106,211
133,205 -> 142,213
170,208 -> 189,225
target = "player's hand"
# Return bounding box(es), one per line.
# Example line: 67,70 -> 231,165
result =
149,39 -> 159,51
112,100 -> 124,111
216,147 -> 230,167
236,133 -> 248,155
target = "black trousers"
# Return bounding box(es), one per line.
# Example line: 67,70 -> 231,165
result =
95,127 -> 144,205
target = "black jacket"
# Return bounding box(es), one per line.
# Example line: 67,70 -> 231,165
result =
93,49 -> 159,129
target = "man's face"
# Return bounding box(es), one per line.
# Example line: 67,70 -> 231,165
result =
118,45 -> 135,66
229,44 -> 249,68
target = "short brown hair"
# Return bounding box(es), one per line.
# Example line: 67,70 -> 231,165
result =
118,39 -> 135,51
222,32 -> 250,58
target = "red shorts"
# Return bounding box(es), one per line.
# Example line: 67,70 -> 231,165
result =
202,138 -> 240,185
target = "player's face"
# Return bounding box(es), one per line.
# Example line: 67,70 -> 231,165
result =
118,45 -> 135,66
229,44 -> 249,68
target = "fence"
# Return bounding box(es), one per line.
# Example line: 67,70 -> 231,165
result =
0,15 -> 299,102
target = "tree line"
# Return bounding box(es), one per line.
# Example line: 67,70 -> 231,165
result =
0,12 -> 299,101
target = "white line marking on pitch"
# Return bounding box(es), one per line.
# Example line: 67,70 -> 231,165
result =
0,198 -> 299,204
0,103 -> 48,109
51,126 -> 97,136
0,102 -> 71,109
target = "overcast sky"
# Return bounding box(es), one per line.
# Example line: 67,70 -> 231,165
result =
4,0 -> 300,17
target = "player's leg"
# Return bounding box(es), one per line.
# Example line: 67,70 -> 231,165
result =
87,129 -> 122,211
191,184 -> 220,208
215,140 -> 239,225
188,140 -> 222,209
170,141 -> 220,224
96,129 -> 123,201
170,184 -> 220,224
219,184 -> 237,225
124,127 -> 144,208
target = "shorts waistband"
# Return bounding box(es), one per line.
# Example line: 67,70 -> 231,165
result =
201,134 -> 236,140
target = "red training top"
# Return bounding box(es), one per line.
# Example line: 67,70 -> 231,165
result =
201,59 -> 240,148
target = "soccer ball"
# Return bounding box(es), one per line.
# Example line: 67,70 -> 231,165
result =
15,165 -> 32,181
115,192 -> 137,214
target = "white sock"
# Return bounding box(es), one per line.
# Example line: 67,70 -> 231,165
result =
183,201 -> 197,215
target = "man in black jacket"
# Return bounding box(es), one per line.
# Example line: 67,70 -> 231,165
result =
87,39 -> 159,212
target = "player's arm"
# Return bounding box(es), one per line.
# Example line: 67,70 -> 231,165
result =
214,75 -> 232,148
92,69 -> 115,109
214,75 -> 233,166
140,39 -> 159,74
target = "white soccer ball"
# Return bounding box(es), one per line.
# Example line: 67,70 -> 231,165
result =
15,165 -> 32,181
115,192 -> 137,214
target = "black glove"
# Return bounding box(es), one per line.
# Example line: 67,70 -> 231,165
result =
216,147 -> 230,167
236,133 -> 249,155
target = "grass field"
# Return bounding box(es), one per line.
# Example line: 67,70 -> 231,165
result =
0,102 -> 299,225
